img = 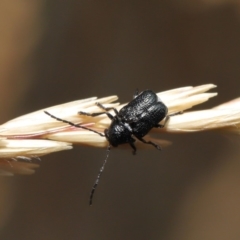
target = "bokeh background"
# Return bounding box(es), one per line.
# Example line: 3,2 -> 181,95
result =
0,1 -> 240,239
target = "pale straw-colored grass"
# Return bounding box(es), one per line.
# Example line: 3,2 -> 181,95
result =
0,84 -> 239,175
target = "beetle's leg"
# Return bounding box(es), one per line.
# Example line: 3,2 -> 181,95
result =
45,111 -> 105,137
136,137 -> 161,150
79,110 -> 114,120
133,89 -> 139,98
95,102 -> 119,115
156,116 -> 169,128
129,141 -> 137,155
156,111 -> 183,128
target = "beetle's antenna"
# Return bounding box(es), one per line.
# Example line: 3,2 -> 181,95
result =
89,145 -> 111,206
44,111 -> 105,137
45,110 -> 111,205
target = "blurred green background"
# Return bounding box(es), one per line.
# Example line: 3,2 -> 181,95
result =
0,1 -> 240,239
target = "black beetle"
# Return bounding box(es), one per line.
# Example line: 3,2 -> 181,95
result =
45,90 -> 169,205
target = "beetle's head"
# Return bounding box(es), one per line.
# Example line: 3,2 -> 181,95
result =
104,122 -> 134,147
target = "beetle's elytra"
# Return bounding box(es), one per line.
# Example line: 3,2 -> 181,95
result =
45,90 -> 169,205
